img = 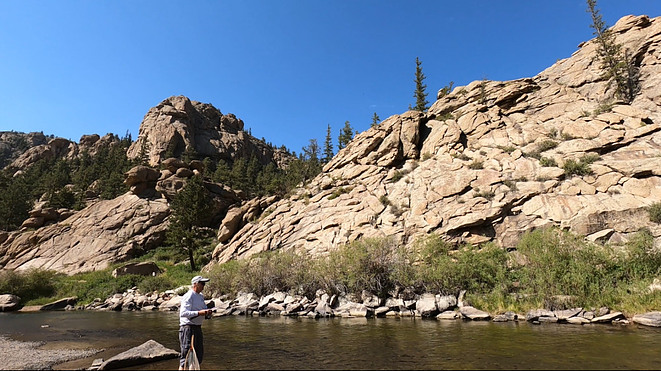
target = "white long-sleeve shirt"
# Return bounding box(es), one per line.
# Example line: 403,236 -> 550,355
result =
179,289 -> 207,326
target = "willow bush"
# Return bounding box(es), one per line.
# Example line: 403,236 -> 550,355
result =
0,268 -> 58,303
315,237 -> 411,298
412,235 -> 509,296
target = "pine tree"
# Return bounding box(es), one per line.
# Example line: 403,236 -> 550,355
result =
413,57 -> 429,112
323,124 -> 334,163
586,0 -> 639,103
338,121 -> 355,151
0,172 -> 31,231
165,175 -> 213,271
371,113 -> 381,128
438,81 -> 454,98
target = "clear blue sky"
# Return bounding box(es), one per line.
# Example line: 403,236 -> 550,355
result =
2,1 -> 660,154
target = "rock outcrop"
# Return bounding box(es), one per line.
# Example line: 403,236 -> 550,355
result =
126,95 -> 291,168
208,15 -> 661,265
0,194 -> 171,274
4,133 -> 123,175
0,131 -> 49,169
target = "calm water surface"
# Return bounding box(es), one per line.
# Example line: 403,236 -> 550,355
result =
1,310 -> 661,370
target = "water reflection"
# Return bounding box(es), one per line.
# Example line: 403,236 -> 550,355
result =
1,311 -> 660,370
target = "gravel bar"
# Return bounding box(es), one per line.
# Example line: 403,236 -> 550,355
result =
0,336 -> 102,370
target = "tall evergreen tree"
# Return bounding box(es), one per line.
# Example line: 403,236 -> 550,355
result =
138,139 -> 151,166
371,113 -> 381,128
413,57 -> 429,112
586,0 -> 639,103
323,124 -> 334,163
166,175 -> 213,271
0,172 -> 32,231
212,159 -> 231,186
338,121 -> 355,151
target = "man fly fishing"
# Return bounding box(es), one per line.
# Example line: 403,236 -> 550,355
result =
179,275 -> 214,370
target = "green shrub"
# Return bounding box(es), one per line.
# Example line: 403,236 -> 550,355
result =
468,160 -> 484,170
0,269 -> 58,304
503,179 -> 518,191
563,154 -> 599,177
497,145 -> 516,153
208,250 -> 318,298
648,202 -> 661,223
137,275 -> 177,294
522,150 -> 541,160
513,227 -> 618,308
539,157 -> 558,167
413,237 -> 508,296
206,260 -> 242,298
390,170 -> 404,183
619,229 -> 661,281
473,188 -> 495,200
317,237 -> 408,298
328,186 -> 351,200
452,153 -> 470,161
379,195 -> 391,206
537,140 -> 558,152
593,102 -> 614,116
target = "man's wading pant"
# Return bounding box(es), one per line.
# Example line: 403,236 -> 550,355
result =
179,324 -> 204,367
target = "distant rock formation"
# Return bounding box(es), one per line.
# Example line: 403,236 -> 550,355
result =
0,131 -> 49,169
207,15 -> 661,266
3,132 -> 124,175
126,95 -> 291,168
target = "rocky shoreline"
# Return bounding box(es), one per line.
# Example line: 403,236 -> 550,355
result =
5,287 -> 661,370
21,286 -> 661,329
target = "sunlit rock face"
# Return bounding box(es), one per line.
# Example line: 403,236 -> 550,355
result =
207,15 -> 661,267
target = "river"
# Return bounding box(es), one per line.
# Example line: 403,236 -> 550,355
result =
1,310 -> 661,370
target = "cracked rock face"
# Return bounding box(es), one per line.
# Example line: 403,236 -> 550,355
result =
208,15 -> 661,266
0,194 -> 171,275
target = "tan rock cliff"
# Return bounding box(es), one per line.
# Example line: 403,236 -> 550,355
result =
208,15 -> 661,266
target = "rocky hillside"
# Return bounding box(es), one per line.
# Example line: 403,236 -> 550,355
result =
208,15 -> 661,266
0,97 -> 287,275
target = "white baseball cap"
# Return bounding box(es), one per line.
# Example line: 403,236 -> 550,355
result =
191,275 -> 210,285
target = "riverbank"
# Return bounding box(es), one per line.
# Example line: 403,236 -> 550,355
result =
0,336 -> 102,370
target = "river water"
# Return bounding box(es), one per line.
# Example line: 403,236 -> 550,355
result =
1,310 -> 661,370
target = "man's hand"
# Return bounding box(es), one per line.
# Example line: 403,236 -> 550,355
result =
198,309 -> 211,316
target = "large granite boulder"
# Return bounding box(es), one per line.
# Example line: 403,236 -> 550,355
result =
0,294 -> 21,312
97,339 -> 179,370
